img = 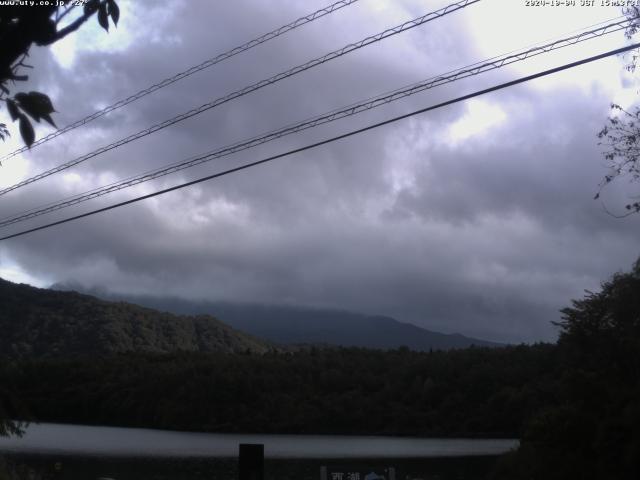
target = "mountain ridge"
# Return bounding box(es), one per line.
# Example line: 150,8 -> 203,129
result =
52,282 -> 502,351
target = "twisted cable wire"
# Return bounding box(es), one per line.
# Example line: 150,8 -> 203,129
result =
0,0 -> 480,197
0,16 -> 631,229
0,0 -> 360,162
1,42 -> 638,242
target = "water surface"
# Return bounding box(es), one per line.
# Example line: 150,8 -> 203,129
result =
0,423 -> 518,458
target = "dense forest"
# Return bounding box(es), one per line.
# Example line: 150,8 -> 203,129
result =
0,344 -> 558,438
492,258 -> 640,480
0,279 -> 271,359
1,258 -> 639,479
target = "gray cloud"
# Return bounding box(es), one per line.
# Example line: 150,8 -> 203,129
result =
1,0 -> 639,344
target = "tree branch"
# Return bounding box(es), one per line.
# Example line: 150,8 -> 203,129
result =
46,1 -> 106,45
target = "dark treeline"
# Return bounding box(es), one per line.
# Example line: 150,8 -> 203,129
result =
493,259 -> 640,480
1,344 -> 559,438
1,259 -> 639,479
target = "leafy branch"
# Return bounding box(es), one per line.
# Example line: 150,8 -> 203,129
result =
596,104 -> 640,215
595,7 -> 640,215
0,0 -> 119,148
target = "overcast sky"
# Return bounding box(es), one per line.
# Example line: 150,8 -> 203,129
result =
1,0 -> 639,343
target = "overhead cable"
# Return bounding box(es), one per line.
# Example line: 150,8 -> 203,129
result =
1,42 -> 637,242
0,0 -> 480,197
0,16 -> 631,229
0,0 -> 360,162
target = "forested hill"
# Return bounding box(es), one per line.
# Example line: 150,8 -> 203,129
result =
0,278 -> 271,359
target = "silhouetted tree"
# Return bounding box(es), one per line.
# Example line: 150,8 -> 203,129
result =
0,361 -> 26,438
0,0 -> 119,147
493,257 -> 640,480
596,7 -> 640,214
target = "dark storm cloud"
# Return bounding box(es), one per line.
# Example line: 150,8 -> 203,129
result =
1,0 -> 639,343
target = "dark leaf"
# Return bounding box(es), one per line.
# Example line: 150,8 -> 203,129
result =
108,0 -> 120,26
14,93 -> 40,121
28,91 -> 55,114
0,123 -> 9,141
98,3 -> 109,31
6,99 -> 20,121
18,114 -> 35,148
41,113 -> 57,128
14,91 -> 56,123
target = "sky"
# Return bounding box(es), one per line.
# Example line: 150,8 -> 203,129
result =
1,0 -> 639,343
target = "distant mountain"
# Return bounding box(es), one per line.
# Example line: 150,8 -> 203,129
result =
191,303 -> 502,350
0,278 -> 271,359
53,283 -> 502,351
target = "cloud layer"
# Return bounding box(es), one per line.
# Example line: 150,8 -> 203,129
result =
1,0 -> 639,343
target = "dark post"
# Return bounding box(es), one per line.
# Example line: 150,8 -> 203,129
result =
238,443 -> 264,480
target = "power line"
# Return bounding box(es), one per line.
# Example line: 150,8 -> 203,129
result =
0,0 -> 360,163
0,16 -> 631,229
0,0 -> 480,197
1,42 -> 637,242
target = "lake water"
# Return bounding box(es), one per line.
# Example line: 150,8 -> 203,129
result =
0,423 -> 519,479
0,423 -> 517,458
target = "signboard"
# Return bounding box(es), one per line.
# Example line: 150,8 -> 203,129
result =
320,465 -> 396,480
239,443 -> 264,480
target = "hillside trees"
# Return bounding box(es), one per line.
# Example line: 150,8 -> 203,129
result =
493,257 -> 640,480
0,345 -> 561,437
0,361 -> 26,437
